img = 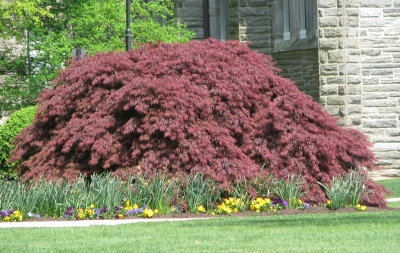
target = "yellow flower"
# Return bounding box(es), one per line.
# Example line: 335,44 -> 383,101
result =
125,200 -> 130,206
133,204 -> 138,209
265,198 -> 271,204
144,209 -> 154,218
211,211 -> 216,216
197,205 -> 206,213
233,208 -> 238,213
361,206 -> 367,211
90,203 -> 95,209
154,209 -> 159,214
118,214 -> 124,219
3,216 -> 10,222
327,200 -> 331,206
298,200 -> 303,205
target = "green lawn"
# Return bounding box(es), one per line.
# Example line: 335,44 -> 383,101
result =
2,211 -> 400,253
377,178 -> 400,198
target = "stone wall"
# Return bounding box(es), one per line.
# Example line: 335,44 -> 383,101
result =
174,0 -> 205,39
318,0 -> 400,169
272,49 -> 320,101
237,0 -> 272,55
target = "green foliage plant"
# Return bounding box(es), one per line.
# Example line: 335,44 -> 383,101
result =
318,176 -> 351,210
250,173 -> 275,198
0,0 -> 195,111
347,169 -> 371,207
0,0 -> 53,39
274,174 -> 305,208
318,169 -> 372,210
148,173 -> 180,214
229,179 -> 252,212
128,174 -> 153,207
183,174 -> 222,213
0,105 -> 36,179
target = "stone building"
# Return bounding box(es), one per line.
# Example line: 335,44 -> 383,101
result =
174,0 -> 400,170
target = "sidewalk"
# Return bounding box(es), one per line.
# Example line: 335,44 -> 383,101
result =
0,217 -> 208,228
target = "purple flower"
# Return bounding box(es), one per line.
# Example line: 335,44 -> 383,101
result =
282,200 -> 288,207
1,210 -> 8,217
64,206 -> 74,217
101,205 -> 109,213
302,203 -> 310,209
115,206 -> 120,211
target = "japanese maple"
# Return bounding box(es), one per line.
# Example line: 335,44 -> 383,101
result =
10,39 -> 387,207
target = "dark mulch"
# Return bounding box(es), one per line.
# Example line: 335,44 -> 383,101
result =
22,206 -> 400,222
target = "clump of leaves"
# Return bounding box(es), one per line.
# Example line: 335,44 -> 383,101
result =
10,39 -> 388,207
0,106 -> 37,179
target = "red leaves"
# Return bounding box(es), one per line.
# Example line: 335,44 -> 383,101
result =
10,39 -> 386,207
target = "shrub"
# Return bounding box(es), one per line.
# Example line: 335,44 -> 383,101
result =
10,39 -> 388,207
0,106 -> 37,179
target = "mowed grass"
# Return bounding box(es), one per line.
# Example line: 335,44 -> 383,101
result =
2,211 -> 400,253
377,178 -> 400,198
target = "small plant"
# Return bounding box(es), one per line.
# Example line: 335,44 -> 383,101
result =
250,197 -> 272,212
148,173 -> 180,214
250,173 -> 275,198
197,205 -> 206,213
354,204 -> 367,211
215,197 -> 243,215
347,169 -> 371,206
274,175 -> 305,209
229,179 -> 252,212
1,209 -> 23,222
319,169 -> 372,210
319,176 -> 351,210
183,174 -> 222,213
272,198 -> 289,210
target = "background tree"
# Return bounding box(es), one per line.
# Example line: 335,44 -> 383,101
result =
0,0 -> 194,112
0,0 -> 53,39
10,39 -> 388,207
0,105 -> 37,179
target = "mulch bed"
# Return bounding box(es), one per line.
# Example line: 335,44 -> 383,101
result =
22,206 -> 400,222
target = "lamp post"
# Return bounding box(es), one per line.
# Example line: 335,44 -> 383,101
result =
126,0 -> 132,51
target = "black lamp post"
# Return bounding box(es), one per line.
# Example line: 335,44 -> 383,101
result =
126,0 -> 132,51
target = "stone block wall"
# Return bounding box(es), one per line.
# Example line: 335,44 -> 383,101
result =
318,0 -> 400,169
237,0 -> 272,55
272,49 -> 320,101
173,0 -> 205,39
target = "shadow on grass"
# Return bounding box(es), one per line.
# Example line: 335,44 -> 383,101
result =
178,211 -> 400,229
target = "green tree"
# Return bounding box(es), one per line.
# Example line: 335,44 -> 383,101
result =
0,0 -> 194,112
0,0 -> 53,39
0,105 -> 37,179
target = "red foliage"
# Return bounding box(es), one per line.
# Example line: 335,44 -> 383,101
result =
10,39 -> 387,207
